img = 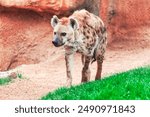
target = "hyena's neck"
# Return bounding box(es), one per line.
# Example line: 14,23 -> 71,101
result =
64,30 -> 83,54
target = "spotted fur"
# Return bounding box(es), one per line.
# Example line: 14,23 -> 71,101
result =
51,9 -> 107,86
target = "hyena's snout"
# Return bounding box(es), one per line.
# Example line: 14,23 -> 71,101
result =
52,37 -> 64,47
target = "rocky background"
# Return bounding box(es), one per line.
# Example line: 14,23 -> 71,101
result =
0,0 -> 149,71
0,0 -> 99,71
0,0 -> 150,99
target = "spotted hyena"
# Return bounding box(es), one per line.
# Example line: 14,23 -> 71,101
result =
51,9 -> 107,86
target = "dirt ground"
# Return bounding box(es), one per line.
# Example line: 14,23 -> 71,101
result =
0,25 -> 150,100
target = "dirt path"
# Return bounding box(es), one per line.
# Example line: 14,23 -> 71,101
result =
0,26 -> 150,100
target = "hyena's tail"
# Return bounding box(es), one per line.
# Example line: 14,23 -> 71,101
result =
81,55 -> 85,65
91,49 -> 97,64
91,26 -> 107,64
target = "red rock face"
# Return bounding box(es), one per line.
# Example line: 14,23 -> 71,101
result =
100,0 -> 150,42
0,0 -> 86,71
0,0 -> 150,71
0,9 -> 53,71
0,0 -> 85,15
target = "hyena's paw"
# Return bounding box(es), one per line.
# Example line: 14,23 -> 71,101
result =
66,79 -> 72,87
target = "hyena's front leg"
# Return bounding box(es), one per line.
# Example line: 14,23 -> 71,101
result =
65,54 -> 73,86
82,56 -> 91,82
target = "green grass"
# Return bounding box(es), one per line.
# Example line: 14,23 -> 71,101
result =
0,77 -> 11,85
0,73 -> 23,86
17,73 -> 23,79
41,66 -> 150,100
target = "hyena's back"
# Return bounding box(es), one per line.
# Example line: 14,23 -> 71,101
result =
70,9 -> 105,33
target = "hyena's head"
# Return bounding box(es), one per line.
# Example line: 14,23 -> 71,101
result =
51,15 -> 79,47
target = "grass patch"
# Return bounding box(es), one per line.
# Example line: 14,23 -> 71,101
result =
0,77 -> 11,85
17,73 -> 23,79
0,73 -> 23,86
41,66 -> 150,100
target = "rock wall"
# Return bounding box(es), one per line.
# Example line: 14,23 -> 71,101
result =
0,0 -> 100,71
0,0 -> 85,15
0,0 -> 150,71
0,9 -> 53,71
100,0 -> 150,42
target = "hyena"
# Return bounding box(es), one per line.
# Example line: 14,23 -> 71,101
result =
51,9 -> 107,86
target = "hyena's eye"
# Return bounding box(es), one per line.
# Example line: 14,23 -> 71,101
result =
61,32 -> 67,36
54,32 -> 56,35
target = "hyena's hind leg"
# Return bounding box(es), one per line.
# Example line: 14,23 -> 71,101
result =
95,28 -> 107,80
82,56 -> 91,82
95,54 -> 104,80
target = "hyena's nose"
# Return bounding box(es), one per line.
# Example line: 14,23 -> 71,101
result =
52,41 -> 58,47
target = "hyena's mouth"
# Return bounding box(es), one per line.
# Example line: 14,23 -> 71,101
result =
52,41 -> 65,47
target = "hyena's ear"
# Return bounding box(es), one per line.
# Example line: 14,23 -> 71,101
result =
69,18 -> 79,30
51,15 -> 59,28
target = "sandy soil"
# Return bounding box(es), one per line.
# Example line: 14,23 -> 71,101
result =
0,26 -> 150,100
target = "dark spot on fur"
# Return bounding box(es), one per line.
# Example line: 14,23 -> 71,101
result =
92,39 -> 95,43
93,32 -> 96,36
90,43 -> 94,46
89,48 -> 92,50
83,25 -> 86,29
87,30 -> 90,33
102,39 -> 104,44
87,43 -> 90,48
86,36 -> 89,39
97,55 -> 104,62
83,31 -> 86,35
86,23 -> 93,29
